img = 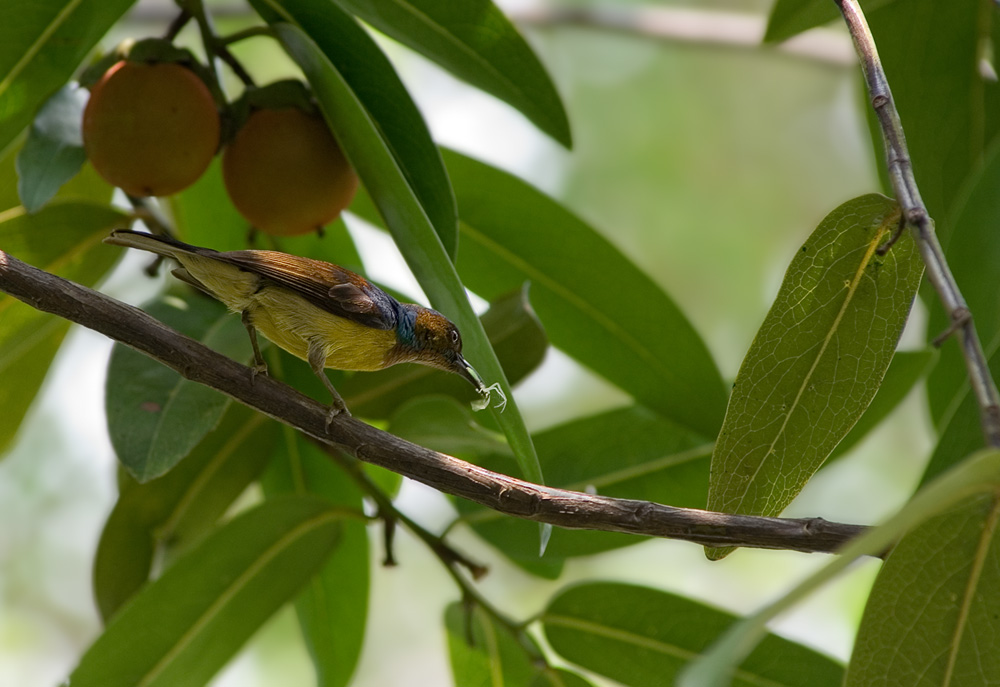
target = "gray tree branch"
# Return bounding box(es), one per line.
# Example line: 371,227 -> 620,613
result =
0,249 -> 868,555
835,0 -> 1000,447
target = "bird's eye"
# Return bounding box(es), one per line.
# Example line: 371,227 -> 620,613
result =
449,329 -> 459,345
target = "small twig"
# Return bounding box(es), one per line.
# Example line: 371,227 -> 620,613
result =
835,0 -> 1000,447
512,6 -> 855,68
0,250 -> 870,555
220,26 -> 275,46
163,9 -> 192,41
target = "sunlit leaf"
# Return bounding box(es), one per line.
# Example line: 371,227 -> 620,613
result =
707,194 -> 922,559
70,496 -> 345,687
542,582 -> 843,687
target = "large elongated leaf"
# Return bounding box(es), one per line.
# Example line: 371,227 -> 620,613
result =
105,290 -> 254,482
0,0 -> 136,157
846,494 -> 1000,686
707,194 -> 922,559
251,0 -> 457,259
0,200 -> 125,453
262,431 -> 369,687
333,0 -> 571,147
270,21 -> 543,489
542,582 -> 843,687
439,149 -> 726,438
93,404 -> 278,621
69,496 -> 345,687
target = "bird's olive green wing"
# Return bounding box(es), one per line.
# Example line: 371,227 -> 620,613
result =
218,250 -> 399,330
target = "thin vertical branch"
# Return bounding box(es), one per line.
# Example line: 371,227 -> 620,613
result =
836,0 -> 1000,447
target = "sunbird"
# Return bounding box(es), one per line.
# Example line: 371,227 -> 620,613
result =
104,230 -> 502,424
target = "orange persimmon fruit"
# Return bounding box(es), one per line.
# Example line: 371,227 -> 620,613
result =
83,60 -> 220,197
222,106 -> 358,236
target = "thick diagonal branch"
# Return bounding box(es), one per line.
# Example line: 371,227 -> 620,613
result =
836,0 -> 1000,447
0,250 -> 867,554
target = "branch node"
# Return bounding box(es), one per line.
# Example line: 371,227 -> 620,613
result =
932,307 -> 971,347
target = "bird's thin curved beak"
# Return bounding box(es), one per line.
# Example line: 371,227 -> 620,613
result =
455,354 -> 486,393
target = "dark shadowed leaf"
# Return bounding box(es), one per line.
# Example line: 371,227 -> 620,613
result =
0,200 -> 125,453
543,582 -> 843,687
707,195 -> 922,559
0,0 -> 136,156
262,431 -> 369,687
333,0 -> 571,147
93,405 -> 278,621
846,494 -> 1000,686
926,143 -> 1000,427
105,290 -> 254,482
70,496 -> 345,687
441,149 -> 726,438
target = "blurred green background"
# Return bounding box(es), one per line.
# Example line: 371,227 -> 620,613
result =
0,1 -> 933,685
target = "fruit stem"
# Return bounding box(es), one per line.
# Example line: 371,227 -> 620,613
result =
162,9 -> 191,41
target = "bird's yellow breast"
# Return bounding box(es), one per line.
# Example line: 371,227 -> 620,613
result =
175,253 -> 397,371
247,286 -> 397,371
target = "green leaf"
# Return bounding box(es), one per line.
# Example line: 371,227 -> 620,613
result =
447,406 -> 710,577
867,0 -> 985,247
707,195 -> 922,558
251,0 -> 458,259
270,21 -> 543,489
339,284 -> 547,419
440,148 -> 726,438
16,83 -> 87,212
262,430 -> 369,687
828,348 -> 936,462
0,200 -> 125,453
105,290 -> 255,482
0,0 -> 137,157
93,405 -> 278,621
846,495 -> 1000,686
542,582 -> 843,687
445,602 -> 544,687
333,0 -> 571,147
763,0 -> 898,43
926,142 -> 1000,427
681,449 -> 1000,687
69,496 -> 345,687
